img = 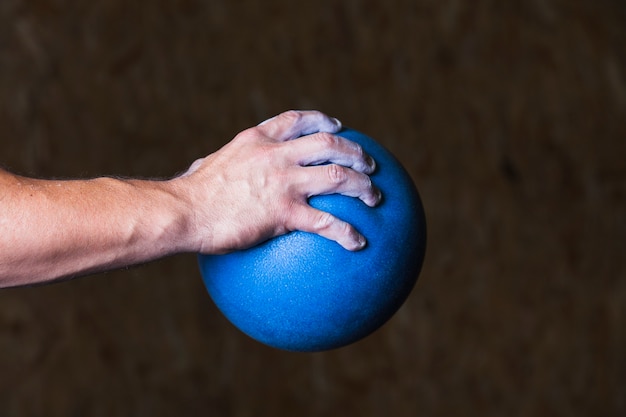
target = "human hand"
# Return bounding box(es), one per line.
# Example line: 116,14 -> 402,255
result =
172,110 -> 381,254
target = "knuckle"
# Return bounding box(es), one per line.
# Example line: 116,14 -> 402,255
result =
352,142 -> 365,158
235,127 -> 259,142
184,158 -> 205,176
363,174 -> 373,190
326,164 -> 348,184
317,132 -> 340,148
361,173 -> 378,195
339,220 -> 354,237
281,110 -> 303,125
313,211 -> 336,231
336,221 -> 360,247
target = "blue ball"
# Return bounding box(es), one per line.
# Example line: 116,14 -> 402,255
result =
198,129 -> 426,352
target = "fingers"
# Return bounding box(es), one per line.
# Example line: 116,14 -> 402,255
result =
284,132 -> 376,174
240,110 -> 382,252
257,110 -> 342,141
258,110 -> 381,252
287,204 -> 367,251
293,164 -> 381,207
256,110 -> 375,174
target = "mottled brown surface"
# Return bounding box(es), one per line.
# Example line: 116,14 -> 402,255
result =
1,0 -> 624,416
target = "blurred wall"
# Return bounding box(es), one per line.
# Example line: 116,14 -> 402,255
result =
0,0 -> 624,416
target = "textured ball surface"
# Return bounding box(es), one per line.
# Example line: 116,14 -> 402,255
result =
198,129 -> 426,352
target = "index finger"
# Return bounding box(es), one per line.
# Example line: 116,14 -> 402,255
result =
257,110 -> 342,141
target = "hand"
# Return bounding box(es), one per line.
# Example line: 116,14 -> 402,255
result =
172,110 -> 381,254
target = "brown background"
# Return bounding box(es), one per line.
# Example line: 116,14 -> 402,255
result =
0,0 -> 624,416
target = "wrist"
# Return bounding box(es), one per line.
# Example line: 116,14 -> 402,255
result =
157,176 -> 206,254
117,177 -> 197,257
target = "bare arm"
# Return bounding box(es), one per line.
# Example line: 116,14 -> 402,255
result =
0,171 -> 191,287
0,111 -> 380,288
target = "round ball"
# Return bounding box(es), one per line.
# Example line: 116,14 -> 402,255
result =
198,129 -> 426,352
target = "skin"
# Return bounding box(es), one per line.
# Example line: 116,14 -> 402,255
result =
0,110 -> 381,288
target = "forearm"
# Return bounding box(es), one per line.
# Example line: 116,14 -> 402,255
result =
0,170 -> 191,287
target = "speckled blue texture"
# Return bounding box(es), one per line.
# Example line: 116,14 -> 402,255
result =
198,129 -> 426,352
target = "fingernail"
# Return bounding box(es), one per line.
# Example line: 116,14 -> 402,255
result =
375,187 -> 383,205
332,117 -> 342,128
366,155 -> 376,171
354,234 -> 367,250
366,188 -> 382,207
